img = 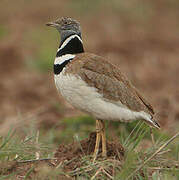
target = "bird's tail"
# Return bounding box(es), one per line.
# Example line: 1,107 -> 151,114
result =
144,116 -> 160,129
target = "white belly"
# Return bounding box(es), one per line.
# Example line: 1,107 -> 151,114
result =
54,72 -> 151,122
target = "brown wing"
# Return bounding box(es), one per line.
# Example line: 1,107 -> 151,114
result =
134,88 -> 154,114
66,52 -> 154,115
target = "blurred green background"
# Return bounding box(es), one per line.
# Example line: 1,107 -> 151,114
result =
1,0 -> 179,135
0,0 -> 179,176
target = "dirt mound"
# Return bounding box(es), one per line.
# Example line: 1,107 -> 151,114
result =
54,132 -> 125,171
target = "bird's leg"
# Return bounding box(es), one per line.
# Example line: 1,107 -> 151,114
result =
93,120 -> 107,161
93,119 -> 101,161
99,120 -> 107,157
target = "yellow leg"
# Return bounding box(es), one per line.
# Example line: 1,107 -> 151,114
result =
100,120 -> 107,157
93,120 -> 101,161
93,120 -> 107,161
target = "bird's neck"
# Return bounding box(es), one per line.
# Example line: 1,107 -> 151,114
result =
56,34 -> 84,57
54,34 -> 84,75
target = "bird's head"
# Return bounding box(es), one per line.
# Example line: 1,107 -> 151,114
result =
46,17 -> 82,41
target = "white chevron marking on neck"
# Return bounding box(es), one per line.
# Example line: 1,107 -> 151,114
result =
54,54 -> 75,65
58,35 -> 82,52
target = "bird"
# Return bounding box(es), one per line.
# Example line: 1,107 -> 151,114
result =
46,17 -> 160,159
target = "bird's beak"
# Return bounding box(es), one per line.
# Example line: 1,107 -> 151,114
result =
46,22 -> 57,27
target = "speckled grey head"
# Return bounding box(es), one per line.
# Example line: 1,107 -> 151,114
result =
46,17 -> 82,42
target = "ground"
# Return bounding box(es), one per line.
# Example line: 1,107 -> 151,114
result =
0,0 -> 179,179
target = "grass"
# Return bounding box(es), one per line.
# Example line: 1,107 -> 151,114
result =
0,117 -> 178,179
0,129 -> 53,163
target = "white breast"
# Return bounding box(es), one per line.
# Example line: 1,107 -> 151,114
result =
54,72 -> 152,123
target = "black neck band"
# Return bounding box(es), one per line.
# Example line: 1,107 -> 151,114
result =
56,36 -> 84,57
